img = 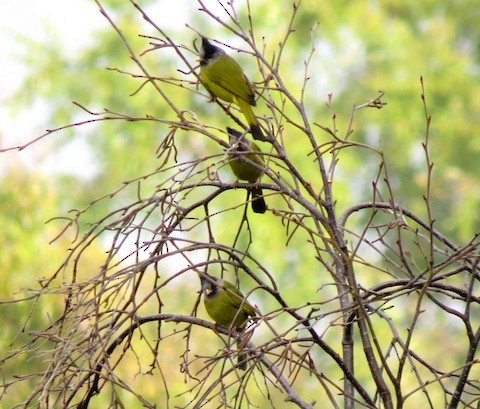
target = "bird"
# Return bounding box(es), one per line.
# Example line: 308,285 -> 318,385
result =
227,127 -> 267,214
200,275 -> 256,370
197,36 -> 266,141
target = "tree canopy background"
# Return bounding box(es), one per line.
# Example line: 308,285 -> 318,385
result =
1,1 -> 479,408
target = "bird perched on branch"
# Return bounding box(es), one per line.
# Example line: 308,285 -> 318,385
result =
197,36 -> 266,141
227,127 -> 267,214
200,275 -> 256,370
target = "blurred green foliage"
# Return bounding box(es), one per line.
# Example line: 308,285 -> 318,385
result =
1,0 -> 480,407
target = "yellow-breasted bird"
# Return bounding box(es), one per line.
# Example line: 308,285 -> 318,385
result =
201,275 -> 256,370
227,127 -> 267,214
198,37 -> 266,141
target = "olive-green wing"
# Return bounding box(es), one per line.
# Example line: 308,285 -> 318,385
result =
223,280 -> 256,317
246,140 -> 265,167
205,57 -> 256,106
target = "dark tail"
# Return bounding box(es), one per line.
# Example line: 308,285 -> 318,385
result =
237,339 -> 248,370
250,187 -> 267,214
250,124 -> 266,141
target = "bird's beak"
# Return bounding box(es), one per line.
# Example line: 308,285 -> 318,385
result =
201,282 -> 213,296
200,277 -> 210,292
